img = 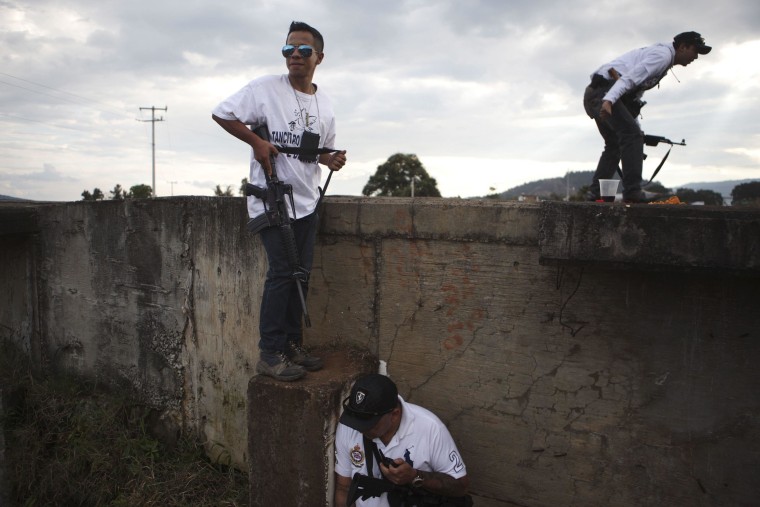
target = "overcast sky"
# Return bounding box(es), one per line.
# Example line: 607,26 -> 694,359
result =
2,0 -> 759,201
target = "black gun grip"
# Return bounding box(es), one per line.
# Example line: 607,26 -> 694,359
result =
245,183 -> 266,199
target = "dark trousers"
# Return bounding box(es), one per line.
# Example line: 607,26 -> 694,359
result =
258,211 -> 318,354
583,83 -> 644,198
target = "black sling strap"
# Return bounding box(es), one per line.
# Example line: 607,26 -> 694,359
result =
270,144 -> 342,212
614,145 -> 674,187
363,436 -> 380,478
273,145 -> 340,156
644,145 -> 672,186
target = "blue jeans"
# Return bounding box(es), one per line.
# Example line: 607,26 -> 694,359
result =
258,212 -> 318,355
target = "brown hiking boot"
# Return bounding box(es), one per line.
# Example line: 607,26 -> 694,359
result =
287,342 -> 324,372
256,351 -> 306,381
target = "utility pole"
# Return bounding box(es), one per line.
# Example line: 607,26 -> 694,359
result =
139,106 -> 167,197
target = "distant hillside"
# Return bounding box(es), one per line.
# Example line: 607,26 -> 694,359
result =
489,173 -> 757,200
0,194 -> 31,202
494,171 -> 593,199
676,179 -> 758,198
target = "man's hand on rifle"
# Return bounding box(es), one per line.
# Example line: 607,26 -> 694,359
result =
322,150 -> 347,171
252,136 -> 279,177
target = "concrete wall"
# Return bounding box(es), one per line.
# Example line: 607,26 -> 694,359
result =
2,197 -> 759,506
308,198 -> 760,506
1,198 -> 265,467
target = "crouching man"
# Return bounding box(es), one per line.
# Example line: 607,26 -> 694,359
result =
334,373 -> 471,507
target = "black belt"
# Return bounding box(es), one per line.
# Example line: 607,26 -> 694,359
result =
589,74 -> 612,89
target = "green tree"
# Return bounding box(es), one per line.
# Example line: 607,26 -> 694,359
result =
362,153 -> 441,197
675,188 -> 723,206
214,184 -> 234,197
239,178 -> 249,197
81,188 -> 104,201
109,184 -> 125,200
731,181 -> 760,207
128,184 -> 153,199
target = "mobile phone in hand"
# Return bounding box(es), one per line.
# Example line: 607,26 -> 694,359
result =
377,448 -> 398,468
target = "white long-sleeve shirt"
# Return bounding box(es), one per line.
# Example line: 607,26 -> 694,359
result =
591,42 -> 675,105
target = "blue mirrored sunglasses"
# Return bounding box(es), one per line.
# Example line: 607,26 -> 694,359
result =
282,44 -> 314,58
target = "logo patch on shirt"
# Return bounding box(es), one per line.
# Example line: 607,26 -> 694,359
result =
350,444 -> 365,467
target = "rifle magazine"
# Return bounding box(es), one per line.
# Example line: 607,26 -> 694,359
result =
247,213 -> 273,235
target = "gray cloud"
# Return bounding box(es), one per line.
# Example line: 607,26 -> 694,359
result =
1,0 -> 758,201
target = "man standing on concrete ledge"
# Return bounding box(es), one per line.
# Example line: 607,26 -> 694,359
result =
583,31 -> 711,203
212,21 -> 347,381
334,374 -> 471,506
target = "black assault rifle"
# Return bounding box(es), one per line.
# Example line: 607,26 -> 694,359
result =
346,472 -> 474,507
611,132 -> 688,186
641,134 -> 686,185
644,134 -> 686,147
347,473 -> 403,507
245,124 -> 312,327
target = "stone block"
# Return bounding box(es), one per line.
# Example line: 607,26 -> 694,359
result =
248,347 -> 376,507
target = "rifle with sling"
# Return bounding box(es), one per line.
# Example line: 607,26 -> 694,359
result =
244,124 -> 313,327
641,134 -> 686,186
347,472 -> 403,506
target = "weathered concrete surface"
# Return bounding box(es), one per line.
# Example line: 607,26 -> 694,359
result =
1,198 -> 263,467
307,197 -> 760,507
0,389 -> 8,507
539,201 -> 760,274
248,347 -> 376,507
2,197 -> 760,506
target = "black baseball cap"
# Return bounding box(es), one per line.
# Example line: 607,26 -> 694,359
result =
674,31 -> 712,54
339,374 -> 399,433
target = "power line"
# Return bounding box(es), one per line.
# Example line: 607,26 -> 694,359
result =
138,106 -> 167,198
0,112 -> 88,131
0,72 -> 129,118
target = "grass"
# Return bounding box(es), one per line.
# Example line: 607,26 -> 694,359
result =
1,339 -> 248,506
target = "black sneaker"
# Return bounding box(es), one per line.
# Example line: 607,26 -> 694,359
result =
287,342 -> 324,372
256,352 -> 306,381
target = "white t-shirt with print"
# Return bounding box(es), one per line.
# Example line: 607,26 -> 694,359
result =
335,396 -> 467,507
212,74 -> 337,220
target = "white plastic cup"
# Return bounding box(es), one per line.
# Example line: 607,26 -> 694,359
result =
599,179 -> 619,202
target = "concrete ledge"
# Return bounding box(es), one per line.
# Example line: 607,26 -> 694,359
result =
321,197 -> 540,245
538,201 -> 760,275
248,347 -> 377,507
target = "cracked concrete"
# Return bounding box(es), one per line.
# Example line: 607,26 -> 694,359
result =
307,197 -> 760,506
2,197 -> 759,506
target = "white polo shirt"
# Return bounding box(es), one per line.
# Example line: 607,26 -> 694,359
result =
335,396 -> 467,507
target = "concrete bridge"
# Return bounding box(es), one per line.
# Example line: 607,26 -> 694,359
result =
1,196 -> 759,506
